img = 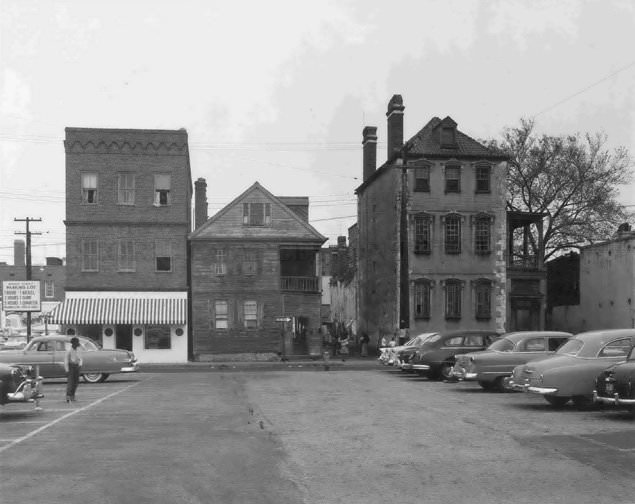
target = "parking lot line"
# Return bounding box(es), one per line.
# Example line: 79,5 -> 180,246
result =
0,380 -> 143,455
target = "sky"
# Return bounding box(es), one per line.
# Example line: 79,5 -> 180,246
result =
1,0 -> 634,264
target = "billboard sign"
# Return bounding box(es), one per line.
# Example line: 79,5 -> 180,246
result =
2,281 -> 41,312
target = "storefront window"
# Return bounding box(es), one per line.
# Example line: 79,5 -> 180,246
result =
145,325 -> 171,349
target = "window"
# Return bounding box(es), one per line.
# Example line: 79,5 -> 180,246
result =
215,301 -> 228,329
243,251 -> 257,275
155,241 -> 172,272
243,202 -> 271,226
243,300 -> 258,328
44,280 -> 54,298
445,280 -> 462,319
214,249 -> 226,275
548,337 -> 568,352
474,280 -> 492,320
118,173 -> 135,205
414,214 -> 432,254
598,338 -> 632,358
464,335 -> 485,347
444,336 -> 463,346
444,215 -> 461,254
118,239 -> 135,271
154,174 -> 171,206
445,165 -> 461,193
475,165 -> 491,193
81,239 -> 99,271
522,338 -> 546,352
414,166 -> 430,192
81,173 -> 98,204
414,281 -> 431,319
474,216 -> 491,255
144,325 -> 171,349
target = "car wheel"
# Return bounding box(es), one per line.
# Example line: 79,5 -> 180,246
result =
493,377 -> 507,393
572,395 -> 594,410
478,380 -> 493,390
544,395 -> 569,408
82,373 -> 107,384
439,361 -> 454,381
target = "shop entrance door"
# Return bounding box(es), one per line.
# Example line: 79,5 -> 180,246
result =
116,324 -> 133,351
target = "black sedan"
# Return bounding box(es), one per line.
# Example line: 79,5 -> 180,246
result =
408,330 -> 501,380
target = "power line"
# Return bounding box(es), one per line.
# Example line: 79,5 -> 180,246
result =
533,59 -> 635,118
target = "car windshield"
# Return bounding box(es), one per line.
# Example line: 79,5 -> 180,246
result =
424,334 -> 442,344
488,338 -> 514,352
556,339 -> 584,356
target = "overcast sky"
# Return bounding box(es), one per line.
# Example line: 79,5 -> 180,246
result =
1,0 -> 634,264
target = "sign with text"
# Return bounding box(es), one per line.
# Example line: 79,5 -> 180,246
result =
2,281 -> 41,312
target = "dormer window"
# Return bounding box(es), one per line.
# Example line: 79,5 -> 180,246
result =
441,127 -> 455,146
243,202 -> 271,226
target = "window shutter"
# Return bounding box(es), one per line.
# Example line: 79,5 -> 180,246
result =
257,302 -> 264,327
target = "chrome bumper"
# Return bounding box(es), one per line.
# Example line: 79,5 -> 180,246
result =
451,368 -> 477,380
504,377 -> 530,392
120,364 -> 139,373
593,390 -> 635,406
410,364 -> 430,371
527,386 -> 558,395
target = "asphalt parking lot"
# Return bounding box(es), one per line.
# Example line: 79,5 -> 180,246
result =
2,365 -> 635,504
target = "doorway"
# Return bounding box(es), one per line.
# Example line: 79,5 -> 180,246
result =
510,299 -> 540,331
116,324 -> 133,351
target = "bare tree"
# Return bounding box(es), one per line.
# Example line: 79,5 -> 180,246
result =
487,119 -> 634,261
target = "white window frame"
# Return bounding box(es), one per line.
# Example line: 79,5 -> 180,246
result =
243,203 -> 271,226
154,174 -> 171,206
214,249 -> 226,275
243,300 -> 258,328
81,239 -> 99,272
155,241 -> 172,272
118,239 -> 136,272
215,300 -> 228,329
117,173 -> 136,205
44,279 -> 54,298
81,173 -> 98,204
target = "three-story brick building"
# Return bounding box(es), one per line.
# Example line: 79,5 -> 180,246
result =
49,128 -> 192,363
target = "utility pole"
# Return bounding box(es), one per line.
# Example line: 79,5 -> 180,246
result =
15,217 -> 42,342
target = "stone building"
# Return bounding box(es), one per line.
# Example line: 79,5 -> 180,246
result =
189,181 -> 327,359
356,95 -> 509,340
49,128 -> 191,363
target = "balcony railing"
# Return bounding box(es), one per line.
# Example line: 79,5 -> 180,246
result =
281,276 -> 319,292
508,254 -> 540,269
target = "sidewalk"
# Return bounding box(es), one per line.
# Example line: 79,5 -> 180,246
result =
139,356 -> 380,373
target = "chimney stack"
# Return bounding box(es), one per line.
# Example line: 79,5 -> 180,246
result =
14,240 -> 25,268
194,178 -> 208,230
362,126 -> 378,182
386,94 -> 405,160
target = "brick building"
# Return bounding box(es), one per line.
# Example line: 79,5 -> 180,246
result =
49,128 -> 192,363
356,95 -> 509,340
189,181 -> 326,359
0,240 -> 65,334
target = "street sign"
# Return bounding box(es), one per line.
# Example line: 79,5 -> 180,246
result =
2,281 -> 41,312
275,317 -> 292,323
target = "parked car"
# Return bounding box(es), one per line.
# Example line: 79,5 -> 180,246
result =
0,334 -> 138,383
408,330 -> 501,380
506,328 -> 635,408
379,336 -> 418,366
0,362 -> 43,407
452,331 -> 572,391
394,333 -> 438,370
593,345 -> 635,413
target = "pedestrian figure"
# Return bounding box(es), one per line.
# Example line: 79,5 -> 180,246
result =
339,334 -> 349,361
360,332 -> 370,357
64,337 -> 83,402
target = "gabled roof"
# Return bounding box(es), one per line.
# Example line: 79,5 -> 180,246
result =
405,116 -> 506,159
189,181 -> 327,244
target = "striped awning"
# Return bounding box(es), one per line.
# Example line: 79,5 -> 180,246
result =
48,297 -> 187,325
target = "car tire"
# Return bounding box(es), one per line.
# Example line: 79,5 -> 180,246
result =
439,361 -> 454,381
544,395 -> 569,407
82,373 -> 108,384
478,380 -> 493,390
493,376 -> 507,393
572,395 -> 594,410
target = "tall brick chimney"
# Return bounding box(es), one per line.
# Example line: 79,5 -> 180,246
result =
14,240 -> 25,268
362,126 -> 378,182
194,177 -> 208,230
386,94 -> 405,160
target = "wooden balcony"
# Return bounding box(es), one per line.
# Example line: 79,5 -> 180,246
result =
281,276 -> 319,292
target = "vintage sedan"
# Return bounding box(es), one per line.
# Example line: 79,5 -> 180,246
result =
507,328 -> 635,408
593,346 -> 635,413
394,333 -> 438,370
0,362 -> 43,407
0,335 -> 138,383
452,331 -> 572,391
409,330 -> 501,380
379,336 -> 418,366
